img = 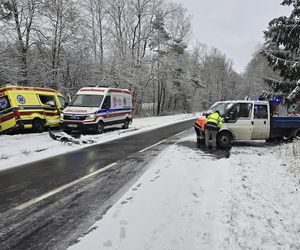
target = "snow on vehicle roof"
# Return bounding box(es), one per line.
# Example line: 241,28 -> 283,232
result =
214,100 -> 269,104
0,85 -> 58,94
78,87 -> 131,95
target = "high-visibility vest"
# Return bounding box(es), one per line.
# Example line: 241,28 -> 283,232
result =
205,112 -> 223,129
194,117 -> 206,131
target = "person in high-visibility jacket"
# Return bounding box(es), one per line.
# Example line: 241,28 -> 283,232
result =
205,110 -> 223,149
194,116 -> 206,145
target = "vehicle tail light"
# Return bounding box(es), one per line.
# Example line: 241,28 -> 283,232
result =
14,109 -> 20,120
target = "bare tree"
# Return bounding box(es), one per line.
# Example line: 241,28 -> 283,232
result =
0,0 -> 39,85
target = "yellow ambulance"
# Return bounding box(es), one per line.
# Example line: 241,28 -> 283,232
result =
0,85 -> 66,133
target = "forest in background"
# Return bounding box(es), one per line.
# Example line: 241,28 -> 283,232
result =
0,0 -> 290,116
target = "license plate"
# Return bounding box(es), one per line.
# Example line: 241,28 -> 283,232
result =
67,124 -> 77,128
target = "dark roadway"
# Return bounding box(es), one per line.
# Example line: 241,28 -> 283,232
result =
0,118 -> 195,249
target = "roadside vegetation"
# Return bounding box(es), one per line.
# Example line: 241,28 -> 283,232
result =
0,0 -> 299,116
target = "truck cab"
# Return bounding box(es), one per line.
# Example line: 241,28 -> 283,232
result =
201,100 -> 300,148
216,101 -> 270,147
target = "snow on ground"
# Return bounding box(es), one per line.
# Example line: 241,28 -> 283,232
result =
0,114 -> 196,171
69,135 -> 300,250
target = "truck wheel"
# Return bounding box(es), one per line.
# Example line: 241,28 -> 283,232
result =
97,121 -> 104,134
217,131 -> 232,149
266,138 -> 274,143
122,118 -> 130,129
32,119 -> 45,133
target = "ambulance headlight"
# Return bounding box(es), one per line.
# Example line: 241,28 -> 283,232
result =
86,114 -> 96,120
60,113 -> 64,119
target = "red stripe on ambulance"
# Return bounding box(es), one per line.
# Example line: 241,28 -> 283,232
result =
0,112 -> 15,122
109,89 -> 131,94
79,89 -> 105,92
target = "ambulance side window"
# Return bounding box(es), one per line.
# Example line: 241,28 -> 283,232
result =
39,95 -> 56,107
58,96 -> 66,108
102,96 -> 111,109
0,96 -> 10,111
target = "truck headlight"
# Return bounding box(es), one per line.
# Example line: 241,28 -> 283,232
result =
86,114 -> 96,120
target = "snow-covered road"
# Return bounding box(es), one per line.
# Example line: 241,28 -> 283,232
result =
0,114 -> 196,171
69,135 -> 300,250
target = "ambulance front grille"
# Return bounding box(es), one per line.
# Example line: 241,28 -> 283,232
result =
63,114 -> 86,120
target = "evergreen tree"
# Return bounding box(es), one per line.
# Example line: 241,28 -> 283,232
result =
262,0 -> 300,101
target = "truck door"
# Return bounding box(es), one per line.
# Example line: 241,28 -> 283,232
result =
225,103 -> 253,140
252,104 -> 270,140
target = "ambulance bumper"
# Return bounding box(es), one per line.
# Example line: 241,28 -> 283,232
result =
0,120 -> 24,134
61,122 -> 98,132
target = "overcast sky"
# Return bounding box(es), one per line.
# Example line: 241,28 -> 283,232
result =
171,0 -> 291,73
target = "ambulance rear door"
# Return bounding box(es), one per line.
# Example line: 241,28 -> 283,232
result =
0,94 -> 16,133
110,93 -> 128,125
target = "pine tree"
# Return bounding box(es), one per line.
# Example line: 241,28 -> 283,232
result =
262,0 -> 300,101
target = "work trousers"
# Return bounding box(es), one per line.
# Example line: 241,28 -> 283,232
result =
205,129 -> 217,148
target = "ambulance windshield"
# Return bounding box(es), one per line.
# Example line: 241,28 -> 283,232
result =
70,94 -> 104,107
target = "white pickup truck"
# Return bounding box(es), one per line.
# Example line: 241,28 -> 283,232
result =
197,100 -> 300,148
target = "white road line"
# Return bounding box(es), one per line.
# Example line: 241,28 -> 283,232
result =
139,139 -> 167,153
14,162 -> 117,211
174,130 -> 187,137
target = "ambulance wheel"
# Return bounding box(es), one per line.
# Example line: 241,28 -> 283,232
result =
97,121 -> 104,134
122,118 -> 130,129
217,131 -> 232,149
33,118 -> 45,133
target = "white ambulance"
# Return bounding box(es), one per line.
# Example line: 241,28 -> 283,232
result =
61,87 -> 133,133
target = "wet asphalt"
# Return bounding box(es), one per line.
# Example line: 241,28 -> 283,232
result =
0,119 -> 195,249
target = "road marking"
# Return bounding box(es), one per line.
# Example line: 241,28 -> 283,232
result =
139,139 -> 167,153
174,130 -> 187,137
14,162 -> 117,211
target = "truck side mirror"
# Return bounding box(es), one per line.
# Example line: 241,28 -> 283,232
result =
224,111 -> 236,122
225,111 -> 233,120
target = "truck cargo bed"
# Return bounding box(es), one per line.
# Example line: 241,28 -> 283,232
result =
271,116 -> 300,128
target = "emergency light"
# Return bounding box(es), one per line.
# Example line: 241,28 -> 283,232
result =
274,97 -> 281,104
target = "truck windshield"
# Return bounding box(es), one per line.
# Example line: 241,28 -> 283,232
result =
70,94 -> 104,107
207,102 -> 234,117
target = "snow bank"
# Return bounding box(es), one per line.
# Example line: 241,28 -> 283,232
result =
224,140 -> 300,249
0,114 -> 196,171
69,136 -> 300,250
